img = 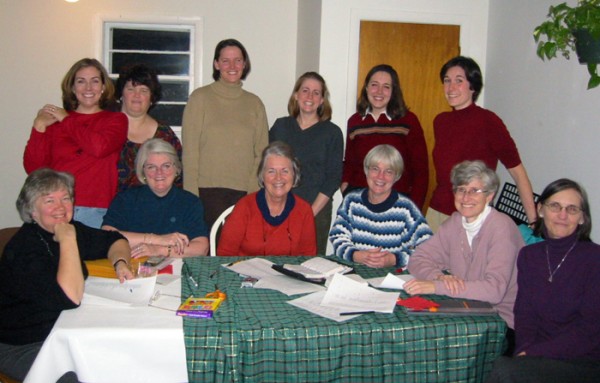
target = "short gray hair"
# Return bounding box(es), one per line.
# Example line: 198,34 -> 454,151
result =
257,141 -> 301,188
16,168 -> 75,223
135,138 -> 181,184
363,144 -> 404,182
450,160 -> 499,196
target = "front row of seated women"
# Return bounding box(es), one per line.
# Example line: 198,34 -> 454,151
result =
2,140 -> 599,381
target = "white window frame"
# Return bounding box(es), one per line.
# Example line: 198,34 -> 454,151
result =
95,15 -> 203,136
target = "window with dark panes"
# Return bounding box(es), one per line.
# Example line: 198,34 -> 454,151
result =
104,23 -> 194,130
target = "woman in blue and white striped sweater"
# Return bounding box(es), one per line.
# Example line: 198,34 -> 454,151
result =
329,144 -> 432,268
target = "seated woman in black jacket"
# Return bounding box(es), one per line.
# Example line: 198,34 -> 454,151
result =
0,168 -> 133,382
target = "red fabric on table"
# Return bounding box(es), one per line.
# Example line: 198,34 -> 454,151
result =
397,296 -> 440,310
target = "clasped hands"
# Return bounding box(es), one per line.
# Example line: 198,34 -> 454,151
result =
131,232 -> 190,258
404,274 -> 466,296
353,247 -> 396,268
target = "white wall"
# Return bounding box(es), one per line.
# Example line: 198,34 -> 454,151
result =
0,0 -> 297,228
3,0 -> 598,241
486,0 -> 600,240
296,0 -> 322,76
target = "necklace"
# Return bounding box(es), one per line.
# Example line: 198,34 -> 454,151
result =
36,230 -> 56,258
545,241 -> 577,282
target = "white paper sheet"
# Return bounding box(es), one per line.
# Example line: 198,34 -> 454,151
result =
320,274 -> 399,313
287,291 -> 360,322
368,273 -> 414,290
84,276 -> 157,305
325,273 -> 368,287
254,275 -> 325,296
223,258 -> 282,279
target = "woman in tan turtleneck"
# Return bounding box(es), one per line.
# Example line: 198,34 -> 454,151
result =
182,38 -> 268,234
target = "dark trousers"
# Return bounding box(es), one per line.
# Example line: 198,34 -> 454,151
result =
0,341 -> 80,382
504,328 -> 516,356
0,341 -> 42,381
198,187 -> 246,253
486,355 -> 600,383
314,199 -> 333,255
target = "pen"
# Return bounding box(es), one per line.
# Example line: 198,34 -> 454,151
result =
227,259 -> 244,267
188,275 -> 199,289
339,311 -> 375,316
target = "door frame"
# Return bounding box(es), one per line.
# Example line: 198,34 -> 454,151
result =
319,0 -> 490,127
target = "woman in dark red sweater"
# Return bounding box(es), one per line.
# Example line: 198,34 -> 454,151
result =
427,56 -> 536,232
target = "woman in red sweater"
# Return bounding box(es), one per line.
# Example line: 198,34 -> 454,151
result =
341,64 -> 429,210
217,141 -> 316,256
24,58 -> 128,228
428,56 -> 536,232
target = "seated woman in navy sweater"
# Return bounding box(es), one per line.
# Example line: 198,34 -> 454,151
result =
487,178 -> 600,383
103,138 -> 209,258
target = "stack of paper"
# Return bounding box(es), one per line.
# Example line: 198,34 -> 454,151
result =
288,274 -> 399,322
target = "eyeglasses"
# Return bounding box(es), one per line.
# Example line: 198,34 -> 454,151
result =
144,162 -> 175,175
453,187 -> 487,197
544,202 -> 582,215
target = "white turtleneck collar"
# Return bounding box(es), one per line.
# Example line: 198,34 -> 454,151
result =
462,204 -> 492,246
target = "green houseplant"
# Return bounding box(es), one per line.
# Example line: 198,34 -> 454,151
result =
533,0 -> 600,89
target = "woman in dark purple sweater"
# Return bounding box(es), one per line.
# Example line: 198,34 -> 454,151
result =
487,178 -> 600,382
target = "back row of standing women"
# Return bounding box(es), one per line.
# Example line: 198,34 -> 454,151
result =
22,38 -> 536,254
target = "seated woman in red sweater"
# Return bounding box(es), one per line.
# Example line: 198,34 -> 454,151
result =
217,141 -> 316,256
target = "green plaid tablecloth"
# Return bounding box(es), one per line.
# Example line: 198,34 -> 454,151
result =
182,256 -> 506,383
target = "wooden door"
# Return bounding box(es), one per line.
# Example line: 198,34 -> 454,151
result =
359,21 -> 460,211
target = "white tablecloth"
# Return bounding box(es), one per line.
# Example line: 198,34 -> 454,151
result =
25,274 -> 188,383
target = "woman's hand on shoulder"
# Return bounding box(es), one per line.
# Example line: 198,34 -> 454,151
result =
33,105 -> 58,132
33,104 -> 67,132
